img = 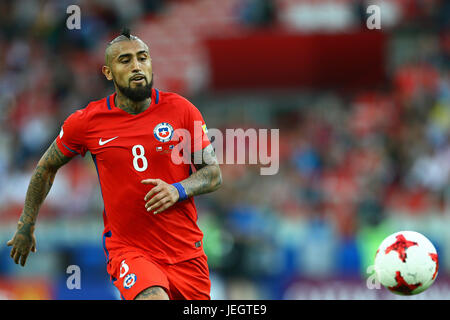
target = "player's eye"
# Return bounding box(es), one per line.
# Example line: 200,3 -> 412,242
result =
139,57 -> 147,61
121,59 -> 129,64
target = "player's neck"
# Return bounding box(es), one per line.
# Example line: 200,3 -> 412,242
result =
115,93 -> 151,115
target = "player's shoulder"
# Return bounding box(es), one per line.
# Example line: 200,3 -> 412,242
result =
157,90 -> 204,121
66,96 -> 109,121
158,90 -> 196,110
83,95 -> 111,114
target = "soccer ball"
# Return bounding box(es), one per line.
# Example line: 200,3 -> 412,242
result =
374,231 -> 439,295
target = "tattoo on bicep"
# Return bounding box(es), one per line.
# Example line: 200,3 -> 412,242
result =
134,286 -> 168,300
191,144 -> 218,170
41,141 -> 72,169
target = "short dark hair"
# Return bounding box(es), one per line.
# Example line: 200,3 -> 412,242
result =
104,28 -> 148,65
121,27 -> 131,39
107,27 -> 139,47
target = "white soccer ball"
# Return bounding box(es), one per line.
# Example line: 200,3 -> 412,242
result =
374,231 -> 439,295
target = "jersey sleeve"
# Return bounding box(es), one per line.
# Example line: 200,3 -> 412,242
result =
55,110 -> 88,157
185,100 -> 211,153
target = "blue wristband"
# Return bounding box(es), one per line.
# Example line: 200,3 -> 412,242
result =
172,182 -> 188,202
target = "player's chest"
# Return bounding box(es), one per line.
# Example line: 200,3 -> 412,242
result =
86,115 -> 183,164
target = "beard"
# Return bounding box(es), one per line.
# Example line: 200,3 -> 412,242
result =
115,74 -> 154,102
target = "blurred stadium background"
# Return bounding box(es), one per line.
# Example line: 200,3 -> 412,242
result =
0,0 -> 449,300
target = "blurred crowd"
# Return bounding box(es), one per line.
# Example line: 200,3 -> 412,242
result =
0,0 -> 450,299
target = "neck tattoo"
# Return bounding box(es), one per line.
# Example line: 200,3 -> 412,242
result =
115,94 -> 151,115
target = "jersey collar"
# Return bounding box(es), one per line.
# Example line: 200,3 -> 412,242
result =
107,88 -> 159,114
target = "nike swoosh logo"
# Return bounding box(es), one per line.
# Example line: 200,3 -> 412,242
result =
99,136 -> 119,146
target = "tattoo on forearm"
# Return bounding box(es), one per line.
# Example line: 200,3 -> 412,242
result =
19,141 -> 71,227
181,145 -> 222,197
182,165 -> 222,197
21,165 -> 55,225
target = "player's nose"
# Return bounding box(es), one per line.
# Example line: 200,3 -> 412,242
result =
130,57 -> 141,73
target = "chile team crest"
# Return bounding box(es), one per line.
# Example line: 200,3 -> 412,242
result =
153,122 -> 174,143
123,273 -> 137,289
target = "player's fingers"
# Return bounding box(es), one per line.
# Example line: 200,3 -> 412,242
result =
154,201 -> 174,215
20,251 -> 29,267
141,179 -> 161,185
146,196 -> 165,212
145,192 -> 166,209
13,250 -> 21,264
10,246 -> 16,258
144,185 -> 163,202
149,198 -> 171,214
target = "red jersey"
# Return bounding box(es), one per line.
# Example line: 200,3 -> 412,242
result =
55,88 -> 211,264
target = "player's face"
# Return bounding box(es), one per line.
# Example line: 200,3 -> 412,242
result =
103,40 -> 153,101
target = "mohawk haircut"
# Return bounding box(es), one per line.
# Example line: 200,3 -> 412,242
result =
108,27 -> 139,45
121,27 -> 131,39
104,28 -> 148,66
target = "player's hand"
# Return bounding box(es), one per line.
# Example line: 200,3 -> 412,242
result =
6,221 -> 37,267
142,179 -> 179,214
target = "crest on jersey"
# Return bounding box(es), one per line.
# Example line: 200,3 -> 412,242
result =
153,122 -> 174,143
123,273 -> 137,289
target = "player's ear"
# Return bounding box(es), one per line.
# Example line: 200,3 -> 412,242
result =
102,65 -> 113,81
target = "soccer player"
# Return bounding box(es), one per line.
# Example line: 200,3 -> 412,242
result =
6,29 -> 222,300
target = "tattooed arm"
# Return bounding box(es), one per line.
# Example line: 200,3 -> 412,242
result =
7,141 -> 72,266
181,144 -> 222,197
142,144 -> 222,214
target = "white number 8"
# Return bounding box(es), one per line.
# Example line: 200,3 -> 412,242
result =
132,145 -> 148,172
